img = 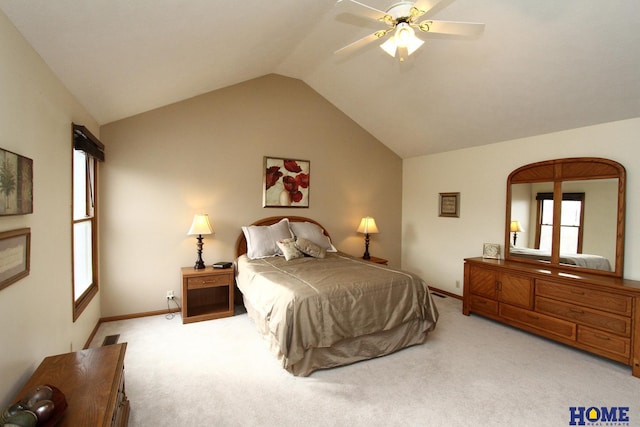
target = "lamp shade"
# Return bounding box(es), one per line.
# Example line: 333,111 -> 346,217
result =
510,221 -> 523,233
357,217 -> 379,234
380,24 -> 424,58
187,214 -> 214,236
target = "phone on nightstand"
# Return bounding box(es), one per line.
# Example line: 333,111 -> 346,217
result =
212,261 -> 232,269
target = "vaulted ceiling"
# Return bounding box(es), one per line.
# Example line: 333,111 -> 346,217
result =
1,0 -> 639,158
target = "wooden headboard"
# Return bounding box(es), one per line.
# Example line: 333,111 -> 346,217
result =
234,216 -> 331,258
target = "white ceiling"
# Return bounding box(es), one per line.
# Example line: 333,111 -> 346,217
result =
1,0 -> 639,158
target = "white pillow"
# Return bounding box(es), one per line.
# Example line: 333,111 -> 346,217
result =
289,221 -> 336,252
276,238 -> 304,261
242,218 -> 294,259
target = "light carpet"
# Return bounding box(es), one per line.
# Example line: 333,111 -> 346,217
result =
90,296 -> 640,426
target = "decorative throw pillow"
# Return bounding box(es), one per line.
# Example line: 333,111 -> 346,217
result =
276,238 -> 304,261
241,218 -> 294,259
295,237 -> 326,259
289,222 -> 337,252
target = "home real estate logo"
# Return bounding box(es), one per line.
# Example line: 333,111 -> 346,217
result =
569,406 -> 630,426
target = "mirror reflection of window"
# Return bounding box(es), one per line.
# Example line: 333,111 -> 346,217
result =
560,199 -> 583,254
539,197 -> 553,251
536,193 -> 584,254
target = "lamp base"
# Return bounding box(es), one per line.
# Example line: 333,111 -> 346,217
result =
194,234 -> 206,269
362,233 -> 371,259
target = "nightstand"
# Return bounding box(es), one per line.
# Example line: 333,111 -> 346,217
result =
181,266 -> 234,323
364,256 -> 388,265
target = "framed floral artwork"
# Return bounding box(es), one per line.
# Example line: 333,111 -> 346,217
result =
263,157 -> 310,208
0,148 -> 33,216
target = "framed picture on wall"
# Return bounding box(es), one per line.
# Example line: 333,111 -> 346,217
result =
263,157 -> 310,208
0,228 -> 31,291
439,192 -> 460,217
0,147 -> 33,216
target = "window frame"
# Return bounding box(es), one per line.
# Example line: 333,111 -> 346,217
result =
71,124 -> 104,321
535,192 -> 585,254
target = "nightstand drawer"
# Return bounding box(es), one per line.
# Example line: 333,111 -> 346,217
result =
187,274 -> 229,290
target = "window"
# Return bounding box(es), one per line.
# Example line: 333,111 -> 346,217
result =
536,192 -> 585,254
72,124 -> 104,321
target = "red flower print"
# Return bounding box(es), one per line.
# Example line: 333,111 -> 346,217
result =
284,160 -> 302,173
282,175 -> 299,192
265,166 -> 282,190
290,191 -> 303,203
295,173 -> 309,189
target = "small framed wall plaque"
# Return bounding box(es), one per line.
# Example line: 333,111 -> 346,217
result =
0,228 -> 30,291
438,192 -> 460,217
482,243 -> 501,259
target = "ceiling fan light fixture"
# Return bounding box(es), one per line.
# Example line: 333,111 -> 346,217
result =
394,22 -> 414,48
405,32 -> 424,55
380,37 -> 398,57
380,23 -> 424,59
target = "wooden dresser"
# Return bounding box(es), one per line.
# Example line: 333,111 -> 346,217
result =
463,257 -> 640,378
13,343 -> 130,426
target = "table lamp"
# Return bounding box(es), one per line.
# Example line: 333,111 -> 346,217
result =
357,217 -> 379,260
510,220 -> 523,246
187,214 -> 213,269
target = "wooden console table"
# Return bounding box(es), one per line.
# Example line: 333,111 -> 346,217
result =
13,343 -> 130,426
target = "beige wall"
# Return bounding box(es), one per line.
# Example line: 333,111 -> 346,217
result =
99,74 -> 403,317
3,1 -> 639,408
402,117 -> 640,295
0,11 -> 100,405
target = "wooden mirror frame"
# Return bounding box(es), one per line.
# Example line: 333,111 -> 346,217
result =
505,157 -> 626,278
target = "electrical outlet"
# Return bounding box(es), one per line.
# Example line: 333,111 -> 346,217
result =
166,290 -> 174,300
455,280 -> 460,288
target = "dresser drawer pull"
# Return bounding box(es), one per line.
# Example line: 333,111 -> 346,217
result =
593,334 -> 611,341
570,289 -> 585,295
200,279 -> 222,284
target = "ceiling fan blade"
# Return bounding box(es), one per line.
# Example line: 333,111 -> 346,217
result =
335,30 -> 389,56
418,20 -> 485,36
411,0 -> 447,17
335,0 -> 390,23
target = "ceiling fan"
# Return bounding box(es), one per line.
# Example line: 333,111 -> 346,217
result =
335,0 -> 485,61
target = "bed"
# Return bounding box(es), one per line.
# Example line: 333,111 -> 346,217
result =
234,216 -> 439,376
509,246 -> 612,271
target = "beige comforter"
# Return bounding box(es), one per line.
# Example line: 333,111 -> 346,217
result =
236,252 -> 439,375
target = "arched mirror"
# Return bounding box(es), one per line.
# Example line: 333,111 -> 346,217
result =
505,158 -> 625,278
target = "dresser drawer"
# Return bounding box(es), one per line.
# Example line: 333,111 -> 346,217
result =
536,296 -> 630,337
500,304 -> 576,340
577,326 -> 630,362
469,294 -> 498,316
187,274 -> 230,290
536,280 -> 632,316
